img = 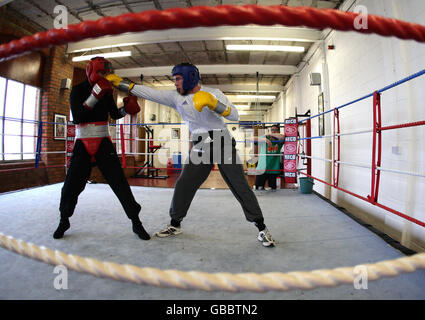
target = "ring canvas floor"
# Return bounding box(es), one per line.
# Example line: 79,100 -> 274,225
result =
0,183 -> 424,300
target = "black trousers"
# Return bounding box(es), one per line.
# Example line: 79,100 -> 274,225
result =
255,174 -> 278,190
59,138 -> 141,220
169,130 -> 264,224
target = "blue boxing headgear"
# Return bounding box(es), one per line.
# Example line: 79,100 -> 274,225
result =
172,63 -> 200,94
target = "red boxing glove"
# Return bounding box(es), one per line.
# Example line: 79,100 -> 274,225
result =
83,78 -> 113,109
123,95 -> 141,115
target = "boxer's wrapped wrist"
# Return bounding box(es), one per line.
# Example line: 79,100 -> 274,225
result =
213,101 -> 231,117
83,94 -> 98,109
118,81 -> 134,93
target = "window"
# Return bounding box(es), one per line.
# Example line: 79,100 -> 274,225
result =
0,76 -> 40,161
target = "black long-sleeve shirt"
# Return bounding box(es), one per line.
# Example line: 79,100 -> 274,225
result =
70,79 -> 124,124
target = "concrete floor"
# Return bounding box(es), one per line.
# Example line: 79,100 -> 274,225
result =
0,183 -> 424,300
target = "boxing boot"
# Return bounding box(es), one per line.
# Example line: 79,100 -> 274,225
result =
131,218 -> 151,240
53,217 -> 70,239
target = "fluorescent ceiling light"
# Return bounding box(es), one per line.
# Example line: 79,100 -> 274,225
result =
73,43 -> 140,53
226,44 -> 305,53
234,105 -> 250,109
72,51 -> 132,62
74,40 -> 308,53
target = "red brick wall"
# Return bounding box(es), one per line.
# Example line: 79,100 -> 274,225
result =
0,162 -> 49,194
40,45 -> 74,185
0,6 -> 73,192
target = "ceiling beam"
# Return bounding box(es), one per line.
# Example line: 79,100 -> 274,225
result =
142,84 -> 284,92
116,64 -> 297,77
204,84 -> 284,92
67,26 -> 321,53
226,95 -> 276,103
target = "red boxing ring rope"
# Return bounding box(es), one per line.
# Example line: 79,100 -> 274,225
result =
1,4 -> 425,61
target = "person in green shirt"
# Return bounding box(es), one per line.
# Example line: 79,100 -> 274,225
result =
253,124 -> 285,191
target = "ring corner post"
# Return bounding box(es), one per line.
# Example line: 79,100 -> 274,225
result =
35,120 -> 43,169
333,108 -> 340,188
306,118 -> 312,176
369,91 -> 382,204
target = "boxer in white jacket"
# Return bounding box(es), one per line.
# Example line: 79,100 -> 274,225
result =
107,63 -> 275,247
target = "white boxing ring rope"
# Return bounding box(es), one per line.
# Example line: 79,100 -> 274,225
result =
300,155 -> 425,178
1,232 -> 425,293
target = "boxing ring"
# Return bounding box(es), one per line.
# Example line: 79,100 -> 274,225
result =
1,4 -> 425,294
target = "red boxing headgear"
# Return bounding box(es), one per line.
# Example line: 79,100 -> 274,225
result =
86,57 -> 113,84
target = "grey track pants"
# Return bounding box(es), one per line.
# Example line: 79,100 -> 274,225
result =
169,131 -> 264,224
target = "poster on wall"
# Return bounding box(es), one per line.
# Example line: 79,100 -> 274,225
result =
283,118 -> 298,183
54,114 -> 67,140
171,128 -> 180,139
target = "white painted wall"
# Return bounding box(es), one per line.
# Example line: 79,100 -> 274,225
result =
265,92 -> 285,125
284,0 -> 425,251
